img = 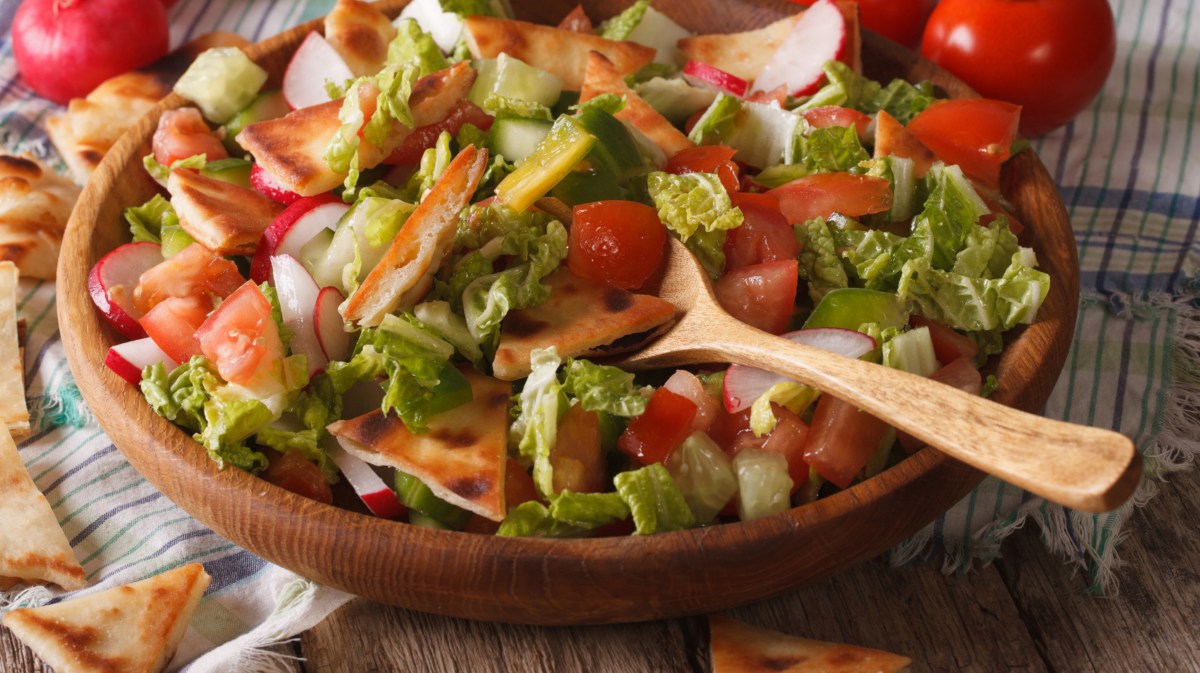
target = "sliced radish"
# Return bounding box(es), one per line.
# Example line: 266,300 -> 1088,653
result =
314,286 -> 350,362
722,328 -> 876,413
250,194 -> 347,284
750,0 -> 846,97
271,254 -> 327,376
329,439 -> 406,519
282,31 -> 355,110
250,163 -> 303,205
682,60 -> 749,98
104,337 -> 179,385
88,241 -> 165,339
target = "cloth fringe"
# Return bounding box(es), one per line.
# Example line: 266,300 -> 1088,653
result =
0,585 -> 56,613
29,380 -> 94,431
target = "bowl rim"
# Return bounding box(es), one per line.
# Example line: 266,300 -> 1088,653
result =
56,0 -> 1080,624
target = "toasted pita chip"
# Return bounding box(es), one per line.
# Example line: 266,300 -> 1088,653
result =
167,169 -> 283,256
0,154 -> 79,280
580,52 -> 693,158
326,0 -> 398,77
463,16 -> 654,90
557,5 -> 594,33
328,368 -> 510,521
0,262 -> 29,438
342,144 -> 488,326
492,268 -> 676,381
0,424 -> 85,591
239,62 -> 476,197
677,14 -> 800,83
836,1 -> 863,74
709,614 -> 912,673
874,110 -> 936,178
2,563 -> 210,673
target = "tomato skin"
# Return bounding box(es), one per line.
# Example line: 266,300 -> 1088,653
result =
665,145 -> 740,194
261,450 -> 333,504
921,0 -> 1115,138
139,295 -> 209,364
706,405 -> 810,492
910,315 -> 979,365
713,260 -> 799,335
383,100 -> 493,165
801,394 -> 892,488
618,387 -> 698,465
906,99 -> 1021,191
568,200 -> 667,290
802,106 -> 872,141
134,243 -> 244,315
196,281 -> 284,387
791,0 -> 937,49
768,173 -> 892,225
723,202 -> 799,272
152,108 -> 229,167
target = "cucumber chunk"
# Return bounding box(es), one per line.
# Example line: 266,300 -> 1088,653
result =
469,53 -> 563,108
488,117 -> 552,165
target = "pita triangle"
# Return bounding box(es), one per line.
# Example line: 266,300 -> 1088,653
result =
0,262 -> 29,438
492,268 -> 675,381
0,423 -> 85,591
709,614 -> 912,673
678,14 -> 801,83
2,563 -> 210,673
874,110 -> 937,179
580,51 -> 694,158
325,0 -> 397,78
463,16 -> 653,91
167,169 -> 283,256
327,367 -> 511,521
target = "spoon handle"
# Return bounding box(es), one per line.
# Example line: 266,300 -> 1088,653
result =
702,311 -> 1141,512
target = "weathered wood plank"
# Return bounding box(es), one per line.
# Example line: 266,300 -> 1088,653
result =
0,627 -> 51,673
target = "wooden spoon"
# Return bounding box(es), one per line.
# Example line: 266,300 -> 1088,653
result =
605,238 -> 1141,512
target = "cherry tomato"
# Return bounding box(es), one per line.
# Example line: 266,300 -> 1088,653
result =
196,281 -> 284,387
920,0 -> 1116,137
618,387 -> 698,465
665,145 -> 740,194
906,99 -> 1021,191
139,295 -> 209,364
801,394 -> 892,488
134,243 -> 244,316
713,259 -> 799,335
568,200 -> 667,290
723,202 -> 799,272
768,173 -> 892,225
383,100 -> 494,165
790,0 -> 937,49
261,450 -> 333,504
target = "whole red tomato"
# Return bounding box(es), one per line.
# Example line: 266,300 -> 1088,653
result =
790,0 -> 938,49
920,0 -> 1116,137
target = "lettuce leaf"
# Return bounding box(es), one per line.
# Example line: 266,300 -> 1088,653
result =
797,61 -> 881,112
142,153 -> 207,185
402,130 -> 455,202
598,0 -> 649,40
509,347 -> 562,497
794,217 -> 850,302
687,93 -> 741,145
914,164 -> 991,271
794,125 -> 868,174
548,490 -> 631,528
748,382 -> 819,436
482,93 -> 553,121
869,78 -> 935,124
614,463 -> 695,534
646,171 -> 744,277
573,92 -> 626,116
898,248 -> 1050,332
388,18 -> 449,77
326,63 -> 421,195
124,194 -> 179,244
561,358 -> 648,417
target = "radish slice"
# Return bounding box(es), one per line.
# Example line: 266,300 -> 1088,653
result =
250,163 -> 302,205
282,31 -> 355,110
750,0 -> 846,97
88,241 -> 164,339
250,194 -> 347,284
271,254 -> 327,376
314,286 -> 350,362
682,60 -> 749,98
722,328 -> 876,413
329,439 -> 406,519
104,337 -> 178,385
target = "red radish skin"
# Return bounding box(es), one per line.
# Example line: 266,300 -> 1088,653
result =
250,163 -> 303,205
722,328 -> 876,413
105,338 -> 178,385
314,287 -> 350,362
682,61 -> 750,97
88,242 -> 165,339
751,0 -> 847,96
250,194 -> 346,283
13,0 -> 169,105
329,441 -> 406,519
283,32 -> 355,110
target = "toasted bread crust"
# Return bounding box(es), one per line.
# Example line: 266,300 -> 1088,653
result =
168,169 -> 283,255
580,52 -> 693,159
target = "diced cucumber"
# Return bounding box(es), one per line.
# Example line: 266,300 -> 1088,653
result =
495,116 -> 596,212
883,326 -> 939,377
634,77 -> 717,125
469,53 -> 563,108
394,470 -> 473,528
200,157 -> 252,188
223,90 -> 289,152
488,116 -> 552,165
733,448 -> 793,521
624,6 -> 692,66
574,106 -> 644,179
174,47 -> 268,124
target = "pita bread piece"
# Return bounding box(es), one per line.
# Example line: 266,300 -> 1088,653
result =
677,14 -> 801,83
580,51 -> 694,159
709,614 -> 912,673
463,16 -> 654,91
557,5 -> 595,33
2,563 -> 210,673
492,268 -> 676,381
326,0 -> 398,77
0,154 -> 81,280
342,144 -> 488,327
328,368 -> 511,521
167,168 -> 283,256
0,424 -> 86,591
0,262 -> 29,437
874,110 -> 936,179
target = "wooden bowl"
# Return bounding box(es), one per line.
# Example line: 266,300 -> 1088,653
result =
58,0 -> 1079,625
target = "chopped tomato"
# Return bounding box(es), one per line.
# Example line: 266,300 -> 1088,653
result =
152,108 -> 228,167
383,100 -> 494,165
910,315 -> 979,365
618,387 -> 698,465
730,191 -> 781,210
802,106 -> 872,140
906,98 -> 1021,191
801,395 -> 892,488
139,295 -> 209,363
706,405 -> 809,492
713,259 -> 798,334
505,458 -> 540,509
196,281 -> 284,387
665,145 -> 740,193
551,405 -> 606,493
768,173 -> 892,225
723,202 -> 799,271
568,200 -> 667,290
898,357 -> 983,452
663,370 -> 719,433
261,450 -> 332,504
134,243 -> 244,315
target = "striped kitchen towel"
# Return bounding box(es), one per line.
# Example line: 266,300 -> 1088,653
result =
0,0 -> 1195,670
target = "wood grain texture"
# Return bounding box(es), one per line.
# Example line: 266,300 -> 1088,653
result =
55,0 -> 1081,624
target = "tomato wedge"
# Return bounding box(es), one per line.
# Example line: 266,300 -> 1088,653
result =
139,295 -> 209,364
383,100 -> 493,165
618,387 -> 697,465
768,173 -> 892,225
134,243 -> 244,315
568,200 -> 667,290
723,201 -> 799,271
713,259 -> 799,334
906,98 -> 1021,191
801,394 -> 892,488
196,281 -> 284,387
665,145 -> 740,194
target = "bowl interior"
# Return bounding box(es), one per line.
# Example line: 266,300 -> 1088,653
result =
57,0 -> 1079,624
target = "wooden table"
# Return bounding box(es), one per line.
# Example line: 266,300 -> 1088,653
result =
3,471 -> 1197,672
